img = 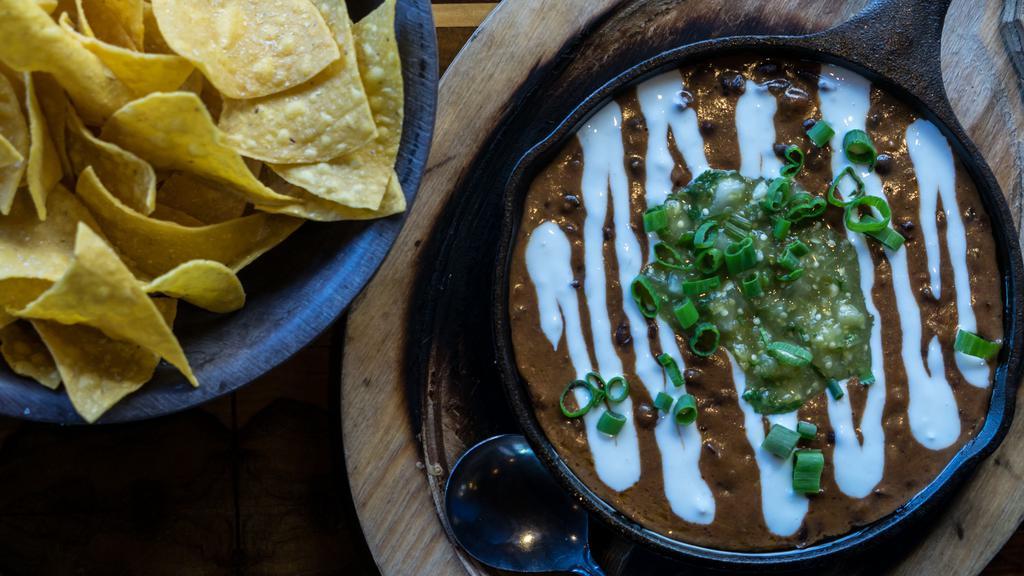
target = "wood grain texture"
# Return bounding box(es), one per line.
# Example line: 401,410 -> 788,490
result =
343,0 -> 1024,575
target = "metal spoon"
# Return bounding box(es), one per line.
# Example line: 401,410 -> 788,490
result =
444,434 -> 606,575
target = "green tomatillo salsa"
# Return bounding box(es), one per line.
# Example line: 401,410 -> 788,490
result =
634,169 -> 873,413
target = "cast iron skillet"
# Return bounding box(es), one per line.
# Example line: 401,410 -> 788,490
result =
494,0 -> 1024,570
0,0 -> 438,423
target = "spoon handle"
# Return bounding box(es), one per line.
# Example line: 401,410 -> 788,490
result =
569,549 -> 607,576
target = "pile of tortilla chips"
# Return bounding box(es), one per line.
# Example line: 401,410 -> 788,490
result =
0,0 -> 406,422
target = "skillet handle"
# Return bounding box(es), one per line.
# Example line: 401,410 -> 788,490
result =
802,0 -> 955,119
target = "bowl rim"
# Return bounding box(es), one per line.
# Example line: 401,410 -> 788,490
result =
491,36 -> 1024,570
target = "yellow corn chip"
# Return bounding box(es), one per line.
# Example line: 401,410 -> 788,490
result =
0,309 -> 13,330
144,260 -> 245,313
58,13 -> 194,99
74,0 -> 144,51
36,0 -> 57,13
150,204 -> 204,227
0,0 -> 133,125
268,0 -> 404,210
76,167 -> 302,278
151,0 -> 340,99
32,73 -> 73,179
0,73 -> 27,215
0,185 -> 95,286
67,106 -> 156,215
141,2 -> 172,54
24,73 -> 62,220
33,298 -> 177,423
261,168 -> 405,222
0,134 -> 22,168
0,321 -> 60,389
156,172 -> 246,224
219,0 -> 376,164
101,92 -> 295,207
16,223 -> 197,386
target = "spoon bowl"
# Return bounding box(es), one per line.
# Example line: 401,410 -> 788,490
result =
444,434 -> 606,575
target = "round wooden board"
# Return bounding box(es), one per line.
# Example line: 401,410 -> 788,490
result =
342,0 -> 1024,574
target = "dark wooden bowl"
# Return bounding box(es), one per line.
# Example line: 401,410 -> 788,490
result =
490,0 -> 1024,570
0,0 -> 438,424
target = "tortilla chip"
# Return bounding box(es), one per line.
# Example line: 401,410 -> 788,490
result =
178,70 -> 204,95
261,167 -> 405,221
144,260 -> 244,313
24,73 -> 62,220
66,106 -> 156,214
0,74 -> 27,215
151,0 -> 340,99
150,204 -> 204,227
15,223 -> 197,386
101,92 -> 295,207
33,298 -> 177,423
0,0 -> 133,125
0,134 -> 23,167
74,0 -> 144,51
0,279 -> 53,315
0,321 -> 60,389
268,0 -> 404,210
0,309 -> 13,330
58,13 -> 194,99
36,0 -> 57,13
219,0 -> 376,164
141,2 -> 171,54
76,166 -> 302,277
32,73 -> 73,179
156,172 -> 246,224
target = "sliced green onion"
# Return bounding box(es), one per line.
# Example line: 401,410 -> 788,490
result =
827,166 -> 866,207
560,379 -> 602,418
728,213 -> 753,231
954,328 -> 1001,359
780,145 -> 805,178
677,230 -> 695,247
797,421 -> 817,440
767,341 -> 813,367
806,120 -> 835,147
793,449 -> 825,493
605,376 -> 630,403
827,379 -> 845,400
654,242 -> 686,270
866,226 -> 905,251
673,298 -> 699,329
672,394 -> 698,425
777,268 -> 804,282
778,251 -> 801,272
693,221 -> 718,250
657,353 -> 685,387
761,178 -> 790,212
741,272 -> 764,299
786,239 -> 810,257
689,322 -> 720,357
772,217 -> 791,240
682,276 -> 721,297
859,372 -> 876,387
653,391 -> 674,413
643,206 -> 669,233
724,236 -> 757,275
844,195 -> 891,233
695,248 -> 723,274
843,129 -> 877,167
722,221 -> 748,241
761,424 -> 800,458
786,196 -> 827,222
597,410 -> 627,436
631,275 -> 660,318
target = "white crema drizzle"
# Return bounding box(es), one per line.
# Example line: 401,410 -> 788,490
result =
525,222 -> 642,491
820,65 -> 959,451
733,76 -> 810,531
637,71 -> 715,524
905,119 -> 991,387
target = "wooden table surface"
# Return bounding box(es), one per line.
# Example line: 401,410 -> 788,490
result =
0,2 -> 1018,575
